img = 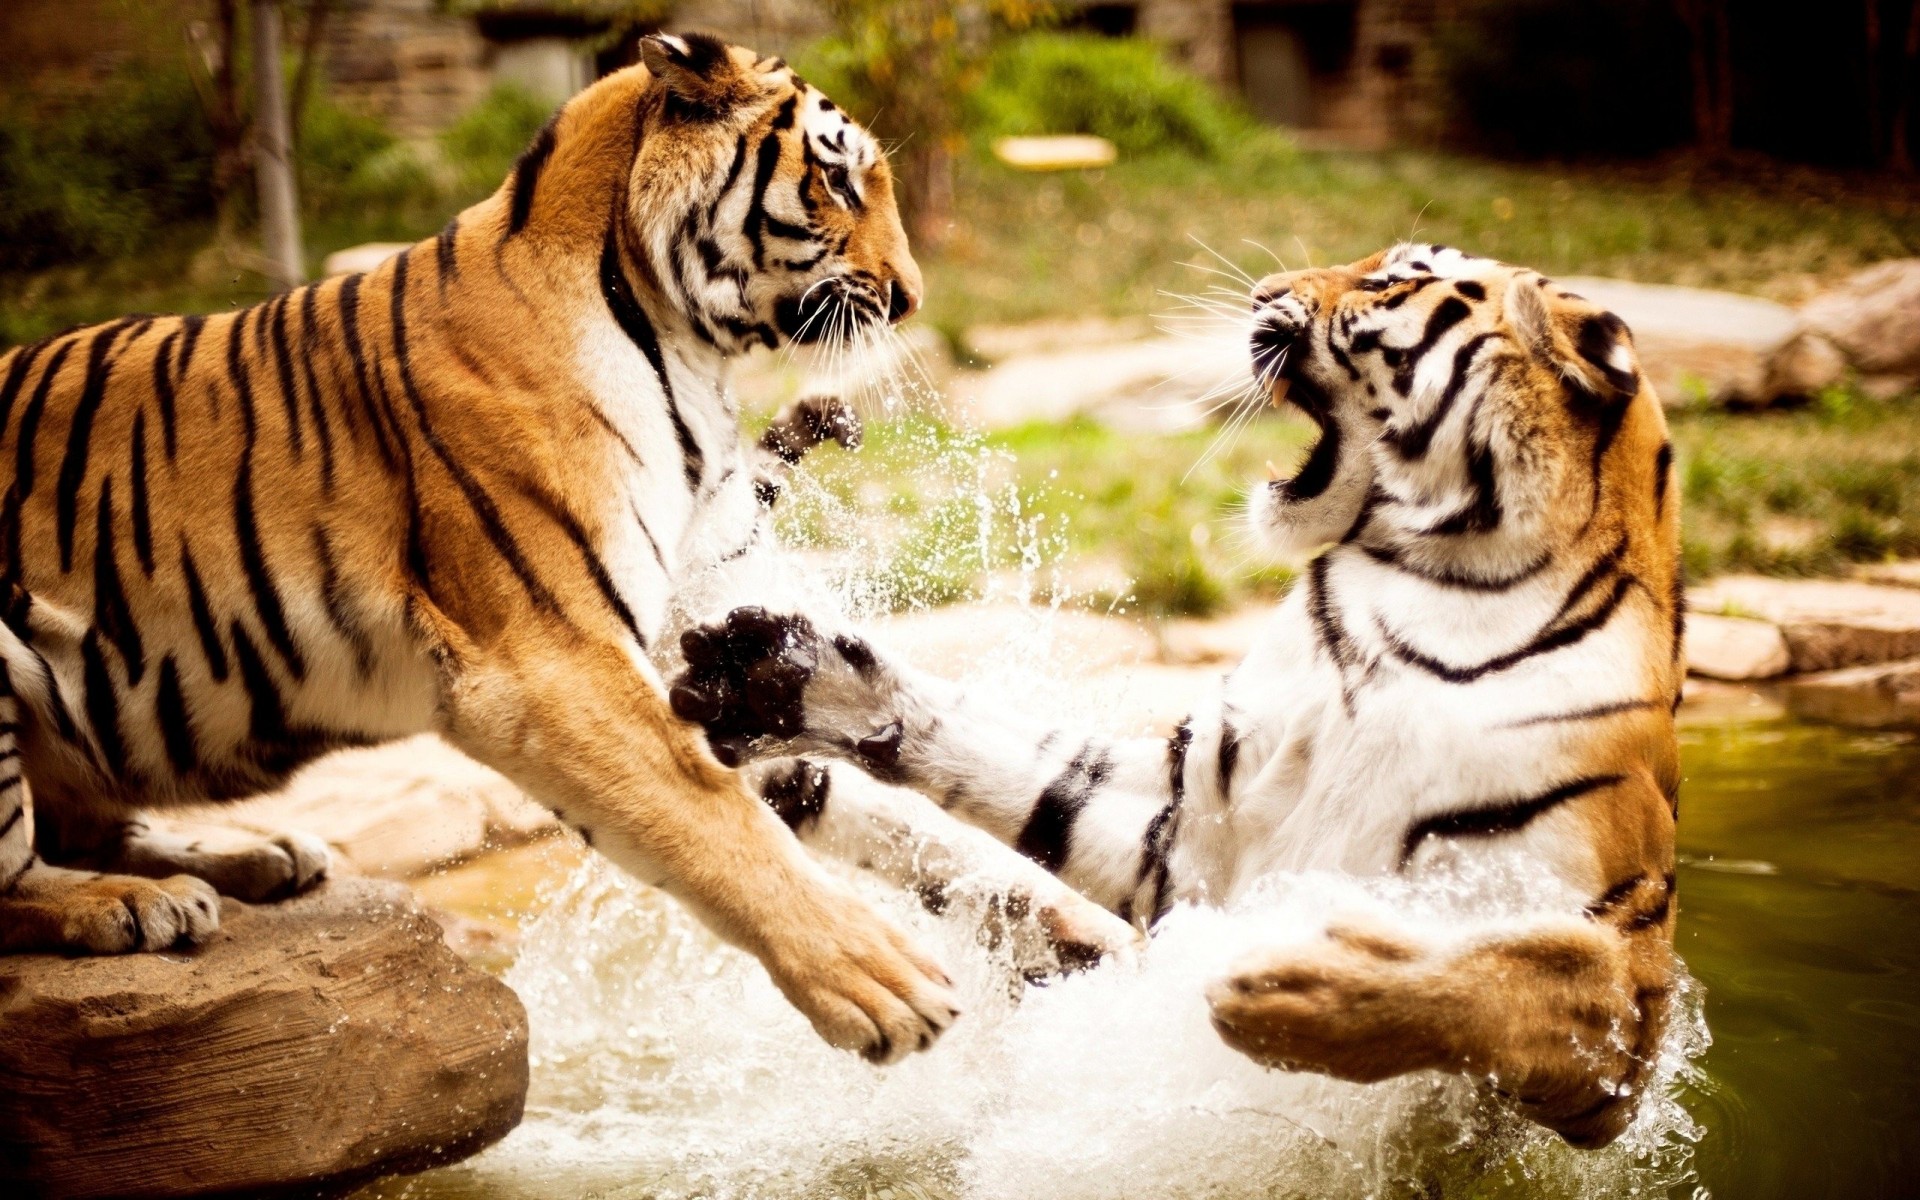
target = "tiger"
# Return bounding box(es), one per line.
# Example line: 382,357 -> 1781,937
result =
668,243 -> 1686,1145
0,32 -> 964,1064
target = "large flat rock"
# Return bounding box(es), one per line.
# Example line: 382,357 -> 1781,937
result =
173,736 -> 558,880
1683,612 -> 1792,680
1691,576 -> 1920,673
1784,658 -> 1920,731
0,878 -> 528,1199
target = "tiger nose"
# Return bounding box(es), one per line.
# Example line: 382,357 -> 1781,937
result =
886,278 -> 920,323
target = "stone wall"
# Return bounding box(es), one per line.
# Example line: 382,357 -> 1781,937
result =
323,0 -> 496,139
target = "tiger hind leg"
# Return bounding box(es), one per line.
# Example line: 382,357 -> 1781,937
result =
1205,914 -> 1673,1147
33,800 -> 330,904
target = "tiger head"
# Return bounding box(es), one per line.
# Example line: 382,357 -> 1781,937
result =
621,33 -> 920,352
1245,244 -> 1665,575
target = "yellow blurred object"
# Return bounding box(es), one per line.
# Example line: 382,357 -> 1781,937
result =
992,135 -> 1119,171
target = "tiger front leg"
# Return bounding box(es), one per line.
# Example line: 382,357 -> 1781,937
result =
441,629 -> 960,1063
1206,913 -> 1675,1148
31,792 -> 329,904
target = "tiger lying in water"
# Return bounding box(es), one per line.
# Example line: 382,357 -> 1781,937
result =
670,243 -> 1685,1147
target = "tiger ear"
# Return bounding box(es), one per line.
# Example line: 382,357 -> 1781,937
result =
641,32 -> 750,116
1506,276 -> 1641,403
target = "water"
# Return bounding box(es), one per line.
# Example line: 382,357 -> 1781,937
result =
359,690 -> 1919,1200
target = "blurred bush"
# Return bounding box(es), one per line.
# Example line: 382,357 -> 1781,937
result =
968,33 -> 1259,158
437,85 -> 554,199
1437,0 -> 1693,159
0,71 -> 215,272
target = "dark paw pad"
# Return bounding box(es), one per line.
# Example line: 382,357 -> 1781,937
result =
759,395 -> 864,465
761,760 -> 831,831
671,608 -> 826,754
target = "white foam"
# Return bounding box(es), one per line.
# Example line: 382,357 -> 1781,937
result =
424,860 -> 1707,1200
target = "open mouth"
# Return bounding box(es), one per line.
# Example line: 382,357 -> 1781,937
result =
775,277 -> 886,345
1249,322 -> 1343,500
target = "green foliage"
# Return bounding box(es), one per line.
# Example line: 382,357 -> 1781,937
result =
439,85 -> 556,198
968,33 -> 1261,159
1672,387 -> 1920,577
0,71 -> 215,272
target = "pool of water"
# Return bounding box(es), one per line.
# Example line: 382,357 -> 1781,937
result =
360,695 -> 1919,1200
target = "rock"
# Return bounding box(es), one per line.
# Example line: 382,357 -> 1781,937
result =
1760,330 -> 1849,401
1859,560 -> 1920,591
1784,658 -> 1920,731
992,135 -> 1119,170
1798,258 -> 1920,387
321,242 -> 410,277
0,878 -> 528,1199
1690,576 -> 1920,673
1558,276 -> 1804,407
1682,612 -> 1792,680
174,736 -> 559,880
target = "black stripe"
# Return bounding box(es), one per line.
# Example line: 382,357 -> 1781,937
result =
56,319 -> 137,571
266,290 -> 304,455
226,305 -> 306,680
0,804 -> 21,843
1361,541 -> 1552,591
13,339 -> 74,500
436,216 -> 461,292
1307,554 -> 1359,671
1390,296 -> 1472,395
297,286 -> 336,490
1218,716 -> 1240,794
92,476 -> 144,685
388,252 -> 556,611
1424,391 -> 1502,536
228,620 -> 288,745
0,340 -> 48,439
1500,698 -> 1663,729
336,275 -> 398,466
1380,571 -> 1638,684
600,225 -> 704,490
1400,774 -> 1625,869
1137,719 -> 1192,924
1653,441 -> 1673,516
1624,874 -> 1676,931
1015,743 -> 1111,873
1383,332 -> 1497,459
504,114 -> 560,240
154,654 -> 197,774
512,479 -> 644,646
80,632 -> 127,776
129,411 -> 153,575
312,527 -> 373,678
744,130 -> 784,269
180,544 -> 230,682
1584,873 -> 1647,917
176,313 -> 206,382
151,329 -> 181,460
1545,531 -> 1630,629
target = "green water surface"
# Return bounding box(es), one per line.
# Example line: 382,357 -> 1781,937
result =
1672,710 -> 1920,1199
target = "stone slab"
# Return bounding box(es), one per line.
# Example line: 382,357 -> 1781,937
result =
0,878 -> 529,1199
1784,658 -> 1920,731
1691,576 -> 1920,673
1683,612 -> 1792,681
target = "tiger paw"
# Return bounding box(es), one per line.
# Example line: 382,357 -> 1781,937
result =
669,607 -> 903,773
2,865 -> 221,954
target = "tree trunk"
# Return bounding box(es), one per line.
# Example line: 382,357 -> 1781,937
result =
1867,0 -> 1885,160
1676,0 -> 1733,157
252,0 -> 305,288
903,139 -> 955,249
188,0 -> 250,246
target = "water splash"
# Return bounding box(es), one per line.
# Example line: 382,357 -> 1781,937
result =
414,860 -> 1707,1200
381,337 -> 1709,1199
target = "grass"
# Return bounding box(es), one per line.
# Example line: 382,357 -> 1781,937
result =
920,148 -> 1920,338
776,386 -> 1920,618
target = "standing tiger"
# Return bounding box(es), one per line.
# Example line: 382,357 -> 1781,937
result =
671,243 -> 1686,1145
0,33 -> 963,1064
